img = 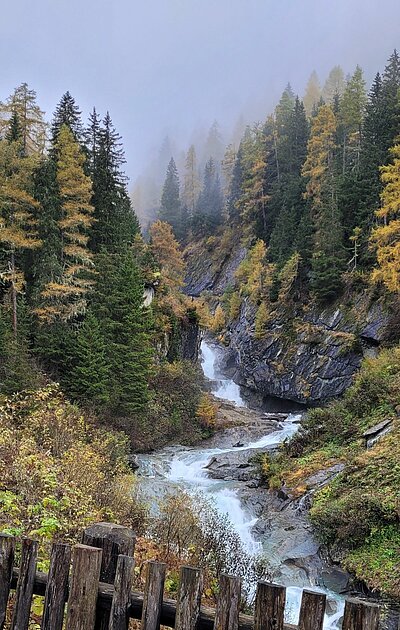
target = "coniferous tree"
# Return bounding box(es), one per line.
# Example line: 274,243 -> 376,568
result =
340,65 -> 367,173
0,131 -> 41,335
89,112 -> 139,252
194,158 -> 224,234
302,105 -> 345,300
0,83 -> 47,155
108,253 -> 153,414
370,142 -> 400,292
38,125 -> 94,322
159,157 -> 183,240
68,311 -> 110,406
303,71 -> 322,116
51,92 -> 84,144
322,66 -> 345,104
182,145 -> 201,217
203,120 -> 224,165
226,143 -> 243,224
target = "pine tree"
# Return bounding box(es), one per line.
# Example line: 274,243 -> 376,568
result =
38,125 -> 94,322
68,311 -> 110,406
303,71 -> 322,116
159,157 -> 183,239
370,142 -> 400,292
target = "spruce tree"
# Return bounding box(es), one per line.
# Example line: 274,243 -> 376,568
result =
51,91 -> 84,144
194,158 -> 224,234
68,311 -> 110,406
182,145 -> 201,216
159,157 -> 183,239
89,112 -> 139,252
107,253 -> 153,415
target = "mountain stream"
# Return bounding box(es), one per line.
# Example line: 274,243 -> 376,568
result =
136,340 -> 346,628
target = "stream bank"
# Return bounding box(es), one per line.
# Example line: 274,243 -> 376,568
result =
136,339 -> 353,628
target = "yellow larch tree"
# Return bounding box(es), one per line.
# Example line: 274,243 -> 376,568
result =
0,137 -> 41,335
149,219 -> 186,318
370,142 -> 400,292
39,125 -> 94,321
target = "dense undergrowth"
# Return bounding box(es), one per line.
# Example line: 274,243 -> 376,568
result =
259,347 -> 400,597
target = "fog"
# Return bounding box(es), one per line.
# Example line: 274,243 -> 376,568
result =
1,0 -> 399,210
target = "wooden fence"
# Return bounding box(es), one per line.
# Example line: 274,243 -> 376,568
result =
0,522 -> 380,630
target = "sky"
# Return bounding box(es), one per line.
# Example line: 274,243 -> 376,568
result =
1,0 -> 400,182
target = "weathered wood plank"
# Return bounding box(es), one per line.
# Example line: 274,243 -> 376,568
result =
0,534 -> 15,630
66,544 -> 103,630
41,542 -> 71,630
109,554 -> 135,630
343,598 -> 380,630
254,582 -> 286,630
141,561 -> 167,630
82,522 -> 136,630
10,538 -> 38,630
175,566 -> 203,630
298,590 -> 326,630
11,568 -> 299,630
214,575 -> 241,630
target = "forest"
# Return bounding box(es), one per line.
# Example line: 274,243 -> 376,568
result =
1,44 -> 400,618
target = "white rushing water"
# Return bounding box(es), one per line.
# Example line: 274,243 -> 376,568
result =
137,340 -> 344,628
201,340 -> 246,406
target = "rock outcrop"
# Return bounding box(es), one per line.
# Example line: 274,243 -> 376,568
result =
220,295 -> 392,405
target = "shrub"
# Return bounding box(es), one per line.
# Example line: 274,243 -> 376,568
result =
0,385 -> 147,550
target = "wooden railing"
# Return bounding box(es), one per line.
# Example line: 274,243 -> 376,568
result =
0,522 -> 380,630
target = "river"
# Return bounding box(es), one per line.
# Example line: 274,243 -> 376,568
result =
136,340 -> 345,628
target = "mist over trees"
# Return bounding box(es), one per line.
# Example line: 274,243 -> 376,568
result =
135,50 -> 400,303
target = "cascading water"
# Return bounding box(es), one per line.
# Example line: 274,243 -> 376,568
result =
136,340 -> 344,628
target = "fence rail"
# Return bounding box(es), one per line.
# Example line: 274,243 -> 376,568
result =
0,522 -> 380,630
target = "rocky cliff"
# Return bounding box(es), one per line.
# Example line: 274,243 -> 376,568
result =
185,237 -> 396,405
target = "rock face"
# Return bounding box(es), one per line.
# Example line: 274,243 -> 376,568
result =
184,234 -> 395,404
219,296 -> 392,406
184,240 -> 247,296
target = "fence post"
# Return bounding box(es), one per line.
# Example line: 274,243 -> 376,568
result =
10,538 -> 38,630
298,590 -> 326,630
0,534 -> 15,630
214,574 -> 241,630
109,554 -> 135,630
343,598 -> 380,630
41,542 -> 71,630
82,522 -> 136,630
175,566 -> 203,630
254,582 -> 286,630
66,544 -> 103,630
141,561 -> 167,630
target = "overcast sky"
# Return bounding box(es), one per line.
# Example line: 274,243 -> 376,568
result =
1,0 -> 399,180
